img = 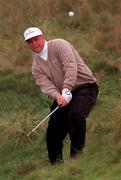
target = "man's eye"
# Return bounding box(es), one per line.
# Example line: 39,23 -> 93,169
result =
27,39 -> 32,43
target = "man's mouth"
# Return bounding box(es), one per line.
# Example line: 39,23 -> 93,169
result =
34,46 -> 39,49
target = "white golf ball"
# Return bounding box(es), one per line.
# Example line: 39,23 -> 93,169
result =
68,11 -> 75,17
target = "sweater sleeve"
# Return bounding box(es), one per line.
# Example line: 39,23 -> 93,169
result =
32,61 -> 60,99
56,40 -> 78,91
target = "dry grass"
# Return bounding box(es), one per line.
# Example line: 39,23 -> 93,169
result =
0,108 -> 34,146
1,0 -> 121,71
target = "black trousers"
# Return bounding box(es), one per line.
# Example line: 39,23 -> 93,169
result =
46,82 -> 99,163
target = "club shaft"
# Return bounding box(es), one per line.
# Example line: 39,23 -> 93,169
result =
27,106 -> 59,136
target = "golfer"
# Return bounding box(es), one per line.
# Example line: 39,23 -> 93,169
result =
24,27 -> 99,165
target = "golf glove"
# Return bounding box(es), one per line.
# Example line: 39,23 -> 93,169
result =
62,88 -> 72,103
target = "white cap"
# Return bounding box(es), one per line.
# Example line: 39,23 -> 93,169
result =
24,27 -> 43,41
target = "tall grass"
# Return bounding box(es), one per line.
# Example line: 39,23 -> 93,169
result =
0,70 -> 121,179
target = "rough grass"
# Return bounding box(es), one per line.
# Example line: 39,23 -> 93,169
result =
0,70 -> 121,180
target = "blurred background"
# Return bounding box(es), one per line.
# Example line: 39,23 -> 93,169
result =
1,0 -> 121,72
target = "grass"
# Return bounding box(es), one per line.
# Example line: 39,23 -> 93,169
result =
0,70 -> 121,180
1,0 -> 121,179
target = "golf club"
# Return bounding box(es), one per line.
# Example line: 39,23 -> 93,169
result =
27,106 -> 59,137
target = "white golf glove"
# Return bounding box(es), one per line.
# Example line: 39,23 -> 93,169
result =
62,88 -> 72,103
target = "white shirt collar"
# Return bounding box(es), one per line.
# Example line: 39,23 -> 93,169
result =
38,41 -> 48,61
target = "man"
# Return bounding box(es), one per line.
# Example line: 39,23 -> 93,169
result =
24,27 -> 99,165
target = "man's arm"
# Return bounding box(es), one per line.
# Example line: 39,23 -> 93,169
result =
32,63 -> 60,99
56,39 -> 78,91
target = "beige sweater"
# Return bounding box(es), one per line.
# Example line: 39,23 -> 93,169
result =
32,39 -> 96,99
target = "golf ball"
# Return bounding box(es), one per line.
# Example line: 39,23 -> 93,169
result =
68,11 -> 75,17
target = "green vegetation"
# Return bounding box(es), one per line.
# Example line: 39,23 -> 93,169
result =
0,0 -> 121,179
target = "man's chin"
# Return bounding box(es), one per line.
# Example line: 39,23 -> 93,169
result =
33,49 -> 41,53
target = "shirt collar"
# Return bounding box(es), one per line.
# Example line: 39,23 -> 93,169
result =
38,41 -> 48,61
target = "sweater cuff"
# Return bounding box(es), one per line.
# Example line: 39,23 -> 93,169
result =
63,84 -> 73,91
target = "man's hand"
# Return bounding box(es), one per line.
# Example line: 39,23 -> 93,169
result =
55,89 -> 72,107
55,95 -> 69,107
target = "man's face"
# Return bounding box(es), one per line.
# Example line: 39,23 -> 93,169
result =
27,35 -> 45,53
